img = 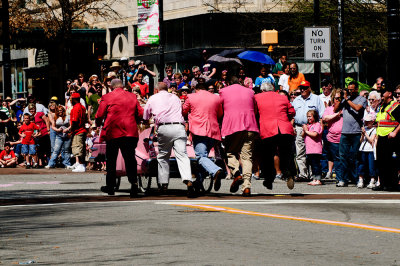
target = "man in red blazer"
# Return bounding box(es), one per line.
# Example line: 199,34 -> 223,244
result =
255,83 -> 297,190
182,83 -> 224,192
96,79 -> 144,197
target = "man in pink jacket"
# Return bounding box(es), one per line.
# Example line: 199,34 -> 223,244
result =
219,77 -> 259,196
255,82 -> 297,190
182,83 -> 224,192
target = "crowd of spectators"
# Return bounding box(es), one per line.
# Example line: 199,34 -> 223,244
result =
0,51 -> 399,192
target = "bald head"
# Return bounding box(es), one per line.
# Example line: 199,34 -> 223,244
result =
110,79 -> 123,90
157,82 -> 168,91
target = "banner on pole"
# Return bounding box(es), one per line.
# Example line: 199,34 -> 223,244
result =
137,0 -> 160,46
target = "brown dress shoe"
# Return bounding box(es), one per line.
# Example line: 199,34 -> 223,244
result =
242,188 -> 251,197
230,176 -> 244,193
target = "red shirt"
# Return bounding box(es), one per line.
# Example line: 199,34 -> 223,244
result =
19,122 -> 40,145
70,102 -> 87,135
132,82 -> 149,97
34,112 -> 48,136
0,150 -> 15,161
96,88 -> 143,142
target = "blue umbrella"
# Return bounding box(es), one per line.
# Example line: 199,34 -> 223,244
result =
237,51 -> 276,65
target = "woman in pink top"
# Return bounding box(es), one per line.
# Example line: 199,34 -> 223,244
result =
322,89 -> 343,180
302,110 -> 323,186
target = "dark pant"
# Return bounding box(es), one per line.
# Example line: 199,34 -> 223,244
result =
376,135 -> 400,188
106,137 -> 138,188
326,141 -> 340,174
357,151 -> 376,177
338,133 -> 361,183
307,154 -> 322,180
321,129 -> 329,173
260,134 -> 297,183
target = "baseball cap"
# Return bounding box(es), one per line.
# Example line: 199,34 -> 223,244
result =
364,113 -> 376,122
50,96 -> 58,101
299,80 -> 311,87
71,93 -> 81,99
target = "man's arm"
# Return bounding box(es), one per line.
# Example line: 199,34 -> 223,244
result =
388,105 -> 400,139
95,98 -> 107,127
182,97 -> 191,117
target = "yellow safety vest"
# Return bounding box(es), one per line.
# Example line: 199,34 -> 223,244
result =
376,100 -> 400,136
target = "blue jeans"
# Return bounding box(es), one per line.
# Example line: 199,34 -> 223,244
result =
357,151 -> 376,177
337,133 -> 361,183
326,141 -> 340,173
50,128 -> 56,154
321,129 -> 329,173
307,154 -> 322,180
48,134 -> 71,167
192,135 -> 222,181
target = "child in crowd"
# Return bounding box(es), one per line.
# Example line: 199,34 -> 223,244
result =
357,114 -> 377,188
0,142 -> 17,168
19,114 -> 40,169
302,110 -> 323,186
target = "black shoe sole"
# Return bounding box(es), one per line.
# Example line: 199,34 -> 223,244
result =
213,170 -> 223,191
101,186 -> 115,195
230,178 -> 244,193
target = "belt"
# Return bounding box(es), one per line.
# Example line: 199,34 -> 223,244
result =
158,122 -> 184,126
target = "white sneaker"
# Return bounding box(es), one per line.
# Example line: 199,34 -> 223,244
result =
326,172 -> 333,179
357,179 -> 364,188
45,165 -> 51,169
66,163 -> 78,170
72,164 -> 86,173
367,180 -> 376,189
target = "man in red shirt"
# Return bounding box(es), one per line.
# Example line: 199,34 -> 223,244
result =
68,93 -> 87,172
96,79 -> 144,197
0,142 -> 17,168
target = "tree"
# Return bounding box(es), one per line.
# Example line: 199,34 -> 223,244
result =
203,0 -> 387,86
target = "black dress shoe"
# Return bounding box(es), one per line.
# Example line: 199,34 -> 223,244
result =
101,186 -> 115,195
193,180 -> 205,195
263,179 -> 273,190
130,183 -> 139,198
372,185 -> 386,191
230,176 -> 244,193
159,184 -> 168,194
213,169 -> 224,191
186,181 -> 196,198
242,188 -> 251,197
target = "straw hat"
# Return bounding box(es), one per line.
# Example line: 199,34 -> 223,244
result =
110,61 -> 121,69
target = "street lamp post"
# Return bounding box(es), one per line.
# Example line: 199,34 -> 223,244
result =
338,0 -> 345,88
387,0 -> 400,86
158,0 -> 164,81
1,0 -> 12,98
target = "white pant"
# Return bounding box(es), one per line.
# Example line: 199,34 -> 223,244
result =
295,125 -> 309,179
157,124 -> 192,184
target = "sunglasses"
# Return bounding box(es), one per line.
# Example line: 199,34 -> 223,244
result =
368,98 -> 377,102
299,86 -> 309,91
334,97 -> 342,101
393,93 -> 400,97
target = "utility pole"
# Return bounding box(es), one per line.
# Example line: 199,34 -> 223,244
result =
314,0 -> 321,91
387,0 -> 400,86
338,0 -> 345,88
1,0 -> 12,98
158,0 -> 164,81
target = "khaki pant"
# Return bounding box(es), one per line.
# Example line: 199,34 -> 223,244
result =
72,133 -> 86,160
224,131 -> 256,191
295,125 -> 309,179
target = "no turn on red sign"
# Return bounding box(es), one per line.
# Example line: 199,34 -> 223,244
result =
304,27 -> 331,61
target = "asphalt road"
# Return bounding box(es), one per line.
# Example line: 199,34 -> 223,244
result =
1,169 -> 400,265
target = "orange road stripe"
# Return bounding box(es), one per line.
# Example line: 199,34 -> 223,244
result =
173,204 -> 400,234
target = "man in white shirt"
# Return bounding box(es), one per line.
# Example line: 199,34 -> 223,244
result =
319,79 -> 333,107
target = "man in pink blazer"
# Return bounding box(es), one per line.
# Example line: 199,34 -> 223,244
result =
255,82 -> 297,190
96,79 -> 144,197
182,83 -> 224,192
219,77 -> 259,196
